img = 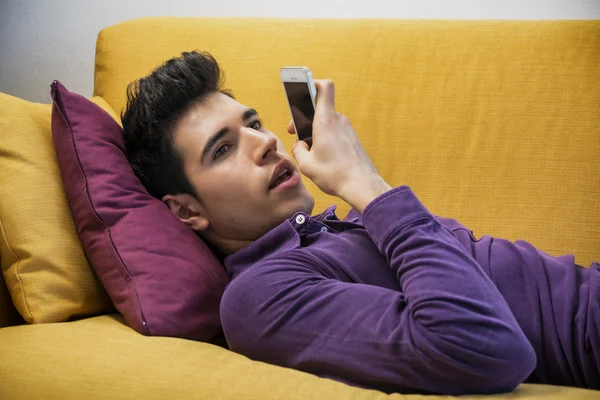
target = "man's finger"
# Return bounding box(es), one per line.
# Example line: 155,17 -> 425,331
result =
314,79 -> 336,116
291,140 -> 310,167
287,119 -> 296,135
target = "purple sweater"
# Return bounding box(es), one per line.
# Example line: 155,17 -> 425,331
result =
220,186 -> 599,395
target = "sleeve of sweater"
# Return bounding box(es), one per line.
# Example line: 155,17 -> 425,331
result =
220,186 -> 536,395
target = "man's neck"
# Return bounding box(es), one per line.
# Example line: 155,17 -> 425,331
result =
204,234 -> 255,258
219,239 -> 255,257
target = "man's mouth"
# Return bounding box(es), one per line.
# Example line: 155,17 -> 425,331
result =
269,160 -> 300,192
269,168 -> 293,189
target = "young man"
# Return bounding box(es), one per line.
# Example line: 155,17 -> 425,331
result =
122,51 -> 599,395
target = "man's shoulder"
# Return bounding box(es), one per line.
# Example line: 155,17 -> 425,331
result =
223,247 -> 327,301
220,247 -> 324,329
229,247 -> 322,285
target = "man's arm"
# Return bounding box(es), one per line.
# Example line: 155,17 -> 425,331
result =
244,79 -> 536,393
221,186 -> 536,395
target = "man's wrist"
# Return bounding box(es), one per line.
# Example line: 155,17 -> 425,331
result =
338,174 -> 392,214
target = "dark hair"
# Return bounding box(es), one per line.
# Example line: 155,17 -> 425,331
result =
122,51 -> 231,200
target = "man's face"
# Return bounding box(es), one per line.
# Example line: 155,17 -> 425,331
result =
169,92 -> 314,251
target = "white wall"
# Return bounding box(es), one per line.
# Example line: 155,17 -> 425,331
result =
1,0 -> 599,103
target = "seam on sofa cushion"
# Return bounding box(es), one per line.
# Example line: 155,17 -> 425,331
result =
0,211 -> 31,321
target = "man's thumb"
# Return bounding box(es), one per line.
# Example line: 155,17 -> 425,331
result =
291,140 -> 310,166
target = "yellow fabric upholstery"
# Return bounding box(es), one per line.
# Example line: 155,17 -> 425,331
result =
0,93 -> 114,324
96,18 -> 600,267
0,18 -> 597,399
0,314 -> 597,400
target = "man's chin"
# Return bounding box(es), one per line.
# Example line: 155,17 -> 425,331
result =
272,196 -> 312,221
302,194 -> 316,216
288,192 -> 315,217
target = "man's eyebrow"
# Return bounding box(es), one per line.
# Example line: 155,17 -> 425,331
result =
243,108 -> 258,120
200,108 -> 259,165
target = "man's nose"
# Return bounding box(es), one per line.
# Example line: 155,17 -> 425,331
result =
244,128 -> 278,164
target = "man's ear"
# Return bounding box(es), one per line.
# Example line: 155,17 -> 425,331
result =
162,194 -> 210,232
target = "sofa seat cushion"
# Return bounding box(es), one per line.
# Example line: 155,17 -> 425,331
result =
1,315 -> 598,399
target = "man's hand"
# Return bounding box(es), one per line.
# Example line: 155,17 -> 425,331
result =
289,80 -> 392,213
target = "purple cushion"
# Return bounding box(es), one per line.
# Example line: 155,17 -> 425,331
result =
50,81 -> 229,340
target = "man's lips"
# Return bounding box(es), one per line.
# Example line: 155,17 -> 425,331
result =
269,168 -> 301,192
268,160 -> 300,191
269,160 -> 295,190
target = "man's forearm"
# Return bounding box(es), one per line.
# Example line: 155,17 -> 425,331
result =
360,186 -> 537,392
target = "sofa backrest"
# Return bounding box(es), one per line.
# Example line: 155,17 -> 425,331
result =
94,18 -> 600,267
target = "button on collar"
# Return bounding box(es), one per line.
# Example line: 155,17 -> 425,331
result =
295,215 -> 306,225
320,226 -> 328,232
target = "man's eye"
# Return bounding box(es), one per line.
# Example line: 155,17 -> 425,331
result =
249,120 -> 262,130
214,144 -> 230,160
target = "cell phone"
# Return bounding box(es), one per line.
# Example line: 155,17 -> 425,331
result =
281,66 -> 317,147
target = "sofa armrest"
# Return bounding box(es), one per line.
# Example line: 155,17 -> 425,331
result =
0,315 -> 596,400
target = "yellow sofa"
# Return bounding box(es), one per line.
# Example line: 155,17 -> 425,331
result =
1,18 -> 599,399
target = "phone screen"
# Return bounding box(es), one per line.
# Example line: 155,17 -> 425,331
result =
283,82 -> 315,143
